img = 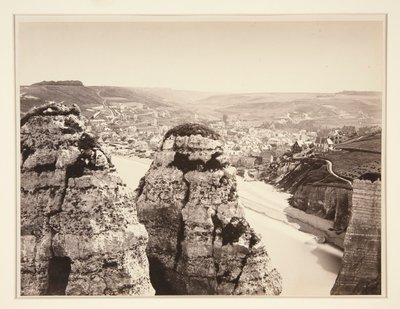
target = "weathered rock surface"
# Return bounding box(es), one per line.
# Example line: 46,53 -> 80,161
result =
20,103 -> 154,296
136,123 -> 282,295
331,179 -> 381,295
263,159 -> 353,249
290,184 -> 352,232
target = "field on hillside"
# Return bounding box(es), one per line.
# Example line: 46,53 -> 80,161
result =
319,151 -> 381,180
317,132 -> 382,180
335,133 -> 382,153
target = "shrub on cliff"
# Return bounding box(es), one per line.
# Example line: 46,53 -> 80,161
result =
163,123 -> 220,142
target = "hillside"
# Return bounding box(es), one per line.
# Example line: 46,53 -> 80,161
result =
20,84 -> 103,115
90,86 -> 173,108
20,83 -> 189,118
319,132 -> 382,181
20,83 -> 382,128
194,91 -> 382,127
335,132 -> 382,153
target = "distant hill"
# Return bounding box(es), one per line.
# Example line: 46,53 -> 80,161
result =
192,91 -> 382,127
31,80 -> 84,86
20,84 -> 382,128
20,84 -> 187,116
91,86 -> 174,108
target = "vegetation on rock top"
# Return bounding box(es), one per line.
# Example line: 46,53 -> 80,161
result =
163,123 -> 220,141
21,102 -> 81,126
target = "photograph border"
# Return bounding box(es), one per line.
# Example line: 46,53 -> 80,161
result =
14,13 -> 387,299
1,1 -> 400,309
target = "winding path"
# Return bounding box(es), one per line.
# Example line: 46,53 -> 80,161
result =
95,89 -> 117,121
293,156 -> 353,188
322,159 -> 353,187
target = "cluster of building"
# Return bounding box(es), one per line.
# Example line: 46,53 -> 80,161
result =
86,102 -> 178,158
84,101 -> 362,180
207,118 -> 320,169
207,122 -> 357,181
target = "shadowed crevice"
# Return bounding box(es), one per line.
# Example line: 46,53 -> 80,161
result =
135,176 -> 146,198
173,215 -> 185,271
168,152 -> 224,174
221,217 -> 248,246
33,162 -> 56,174
21,145 -> 35,165
148,258 -> 183,295
46,256 -> 72,295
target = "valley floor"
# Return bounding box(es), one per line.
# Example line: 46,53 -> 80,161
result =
112,155 -> 343,297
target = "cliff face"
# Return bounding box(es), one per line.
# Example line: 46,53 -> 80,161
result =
266,159 -> 352,233
136,124 -> 282,295
20,103 -> 154,296
331,179 -> 381,295
290,184 -> 352,231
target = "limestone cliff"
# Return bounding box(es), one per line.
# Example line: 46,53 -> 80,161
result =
136,123 -> 282,295
290,184 -> 352,232
275,159 -> 352,231
20,103 -> 154,296
331,179 -> 381,295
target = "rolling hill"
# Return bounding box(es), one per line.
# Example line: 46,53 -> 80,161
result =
20,82 -> 382,128
192,91 -> 382,126
20,83 -> 190,118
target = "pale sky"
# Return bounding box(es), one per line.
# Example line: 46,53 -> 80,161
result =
17,19 -> 385,93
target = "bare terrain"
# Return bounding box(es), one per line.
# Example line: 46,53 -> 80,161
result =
20,82 -> 382,128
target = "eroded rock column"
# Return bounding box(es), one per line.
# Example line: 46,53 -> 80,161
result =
136,123 -> 282,295
20,103 -> 154,296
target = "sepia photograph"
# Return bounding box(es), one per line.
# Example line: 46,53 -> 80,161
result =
16,14 -> 385,297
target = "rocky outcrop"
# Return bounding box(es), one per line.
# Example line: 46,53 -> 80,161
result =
290,184 -> 352,232
264,159 -> 353,243
136,123 -> 282,295
20,103 -> 154,296
331,179 -> 381,295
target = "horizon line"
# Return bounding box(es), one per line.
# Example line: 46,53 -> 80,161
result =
19,82 -> 383,95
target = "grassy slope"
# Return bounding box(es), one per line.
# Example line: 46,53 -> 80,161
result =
90,86 -> 172,108
20,85 -> 182,118
20,85 -> 103,116
321,151 -> 381,180
318,133 -> 382,180
335,133 -> 382,153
